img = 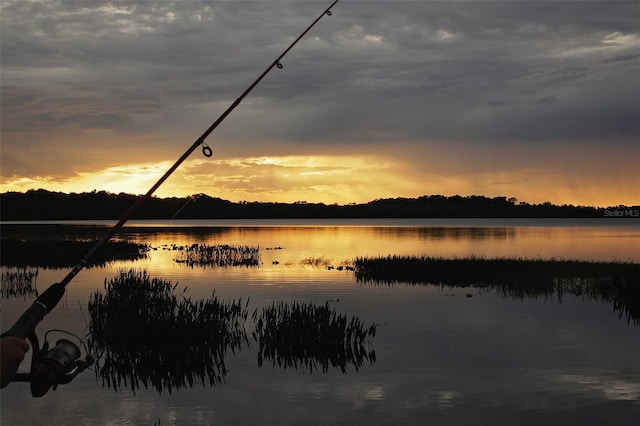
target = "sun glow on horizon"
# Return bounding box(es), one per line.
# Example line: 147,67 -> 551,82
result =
1,154 -> 637,208
0,161 -> 175,196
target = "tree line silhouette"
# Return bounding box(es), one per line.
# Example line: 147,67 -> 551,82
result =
1,189 -> 638,220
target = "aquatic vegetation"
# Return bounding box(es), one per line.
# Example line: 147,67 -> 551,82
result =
174,243 -> 260,267
1,267 -> 39,299
300,256 -> 338,268
0,239 -> 149,268
88,270 -> 378,394
353,255 -> 640,325
88,270 -> 250,394
251,300 -> 376,373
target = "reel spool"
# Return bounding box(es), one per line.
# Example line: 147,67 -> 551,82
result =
13,332 -> 94,397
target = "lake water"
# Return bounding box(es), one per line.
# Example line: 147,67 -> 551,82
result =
1,218 -> 639,425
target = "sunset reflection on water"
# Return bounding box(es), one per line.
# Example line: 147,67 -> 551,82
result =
1,218 -> 638,426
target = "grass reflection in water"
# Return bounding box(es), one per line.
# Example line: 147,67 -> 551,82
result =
88,270 -> 377,394
88,270 -> 249,394
354,255 -> 640,325
0,239 -> 149,268
252,301 -> 376,373
173,243 -> 260,267
1,267 -> 39,299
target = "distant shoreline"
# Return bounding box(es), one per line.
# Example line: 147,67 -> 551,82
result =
1,189 -> 638,220
1,218 -> 639,227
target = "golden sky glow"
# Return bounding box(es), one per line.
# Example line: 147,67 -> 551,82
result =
1,151 -> 637,207
1,1 -> 639,208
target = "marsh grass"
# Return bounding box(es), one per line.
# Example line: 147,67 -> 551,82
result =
251,301 -> 376,373
1,267 -> 39,299
0,239 -> 149,268
354,255 -> 640,325
301,256 -> 333,268
174,243 -> 260,267
88,270 -> 250,394
88,270 -> 378,393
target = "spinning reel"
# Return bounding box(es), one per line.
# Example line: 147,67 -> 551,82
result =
13,330 -> 94,397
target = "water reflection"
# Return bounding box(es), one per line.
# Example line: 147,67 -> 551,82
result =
88,270 -> 249,394
2,219 -> 639,262
174,243 -> 260,268
252,301 -> 376,373
88,270 -> 377,394
1,221 -> 638,425
0,267 -> 39,299
354,256 -> 640,325
372,226 -> 516,241
0,223 -> 230,241
0,239 -> 149,268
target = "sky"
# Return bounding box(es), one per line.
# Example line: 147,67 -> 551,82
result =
1,0 -> 639,207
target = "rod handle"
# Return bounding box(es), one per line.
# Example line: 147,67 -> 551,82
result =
1,283 -> 66,339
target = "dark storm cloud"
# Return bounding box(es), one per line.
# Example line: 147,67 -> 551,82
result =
1,1 -> 639,174
211,0 -> 640,144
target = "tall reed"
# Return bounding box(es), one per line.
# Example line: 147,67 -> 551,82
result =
88,269 -> 249,393
174,243 -> 260,267
252,300 -> 376,373
354,255 -> 640,325
0,267 -> 39,299
88,270 -> 378,393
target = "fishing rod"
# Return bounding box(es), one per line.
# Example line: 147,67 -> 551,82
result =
1,0 -> 341,396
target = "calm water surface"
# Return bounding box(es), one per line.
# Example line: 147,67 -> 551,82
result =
1,219 -> 639,425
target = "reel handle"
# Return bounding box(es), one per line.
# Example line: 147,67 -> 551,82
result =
11,373 -> 32,382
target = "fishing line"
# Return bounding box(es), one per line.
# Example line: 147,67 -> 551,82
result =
171,195 -> 197,220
